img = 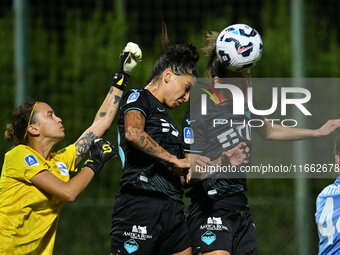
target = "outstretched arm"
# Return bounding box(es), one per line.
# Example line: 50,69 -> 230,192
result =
75,42 -> 142,165
75,86 -> 123,164
31,139 -> 115,202
256,118 -> 340,140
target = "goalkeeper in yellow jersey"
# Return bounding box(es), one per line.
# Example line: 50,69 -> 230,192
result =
0,42 -> 142,254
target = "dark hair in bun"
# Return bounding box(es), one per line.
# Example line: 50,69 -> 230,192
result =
147,43 -> 199,83
5,99 -> 38,145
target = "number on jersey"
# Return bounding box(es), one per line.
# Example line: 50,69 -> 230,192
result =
318,197 -> 340,244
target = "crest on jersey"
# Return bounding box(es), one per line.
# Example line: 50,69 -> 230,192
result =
56,161 -> 69,176
127,92 -> 140,104
184,127 -> 194,144
24,155 -> 39,167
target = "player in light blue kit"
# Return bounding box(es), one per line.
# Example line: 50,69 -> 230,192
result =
316,139 -> 340,255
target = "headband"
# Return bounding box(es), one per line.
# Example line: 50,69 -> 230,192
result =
23,101 -> 38,141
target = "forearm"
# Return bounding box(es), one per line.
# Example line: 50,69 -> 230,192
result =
75,87 -> 123,164
67,139 -> 114,200
257,118 -> 321,141
126,126 -> 176,164
31,168 -> 95,202
64,167 -> 95,201
88,87 -> 123,138
188,153 -> 214,181
93,87 -> 123,130
74,41 -> 142,165
188,142 -> 249,182
264,123 -> 318,140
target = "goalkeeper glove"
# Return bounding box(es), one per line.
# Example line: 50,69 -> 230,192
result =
83,138 -> 117,175
112,42 -> 142,91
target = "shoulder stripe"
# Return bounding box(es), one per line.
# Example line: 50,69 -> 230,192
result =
184,149 -> 202,153
124,107 -> 147,117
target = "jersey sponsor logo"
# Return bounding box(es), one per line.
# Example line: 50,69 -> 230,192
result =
56,161 -> 69,176
124,239 -> 139,254
201,231 -> 216,246
123,225 -> 153,241
200,217 -> 229,231
24,155 -> 39,167
157,107 -> 165,112
133,225 -> 147,234
127,92 -> 140,104
184,127 -> 194,144
208,217 -> 222,225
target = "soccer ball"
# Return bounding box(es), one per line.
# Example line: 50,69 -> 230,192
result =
216,24 -> 263,72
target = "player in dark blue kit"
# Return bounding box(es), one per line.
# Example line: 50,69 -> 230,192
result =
110,43 -> 199,255
316,139 -> 340,255
182,29 -> 340,255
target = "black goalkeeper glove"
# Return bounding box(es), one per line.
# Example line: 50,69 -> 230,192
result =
83,138 -> 117,175
112,42 -> 142,91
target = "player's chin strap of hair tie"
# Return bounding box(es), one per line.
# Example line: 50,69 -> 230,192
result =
112,72 -> 129,91
23,101 -> 39,142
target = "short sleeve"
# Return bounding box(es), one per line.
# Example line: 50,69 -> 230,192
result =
23,164 -> 47,181
3,147 -> 48,183
120,89 -> 150,118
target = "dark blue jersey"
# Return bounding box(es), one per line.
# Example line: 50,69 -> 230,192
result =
117,88 -> 184,201
182,97 -> 263,203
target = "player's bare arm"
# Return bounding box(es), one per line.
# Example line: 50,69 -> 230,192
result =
74,42 -> 142,165
256,118 -> 340,141
185,142 -> 249,183
33,139 -> 115,201
220,142 -> 250,165
184,153 -> 210,183
31,168 -> 94,202
75,87 -> 123,165
125,110 -> 189,174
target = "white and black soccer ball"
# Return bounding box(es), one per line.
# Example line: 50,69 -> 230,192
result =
216,24 -> 263,72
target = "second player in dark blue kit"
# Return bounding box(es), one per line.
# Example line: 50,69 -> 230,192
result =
183,26 -> 340,255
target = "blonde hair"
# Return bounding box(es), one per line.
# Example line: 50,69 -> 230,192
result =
202,31 -> 231,79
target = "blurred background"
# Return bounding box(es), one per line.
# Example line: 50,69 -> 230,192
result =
1,0 -> 340,254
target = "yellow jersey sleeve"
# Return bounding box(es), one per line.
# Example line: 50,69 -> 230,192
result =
3,146 -> 50,183
51,144 -> 77,173
2,144 -> 77,183
0,144 -> 77,254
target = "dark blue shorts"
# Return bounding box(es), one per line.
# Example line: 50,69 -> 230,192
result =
110,190 -> 191,255
187,198 -> 257,255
